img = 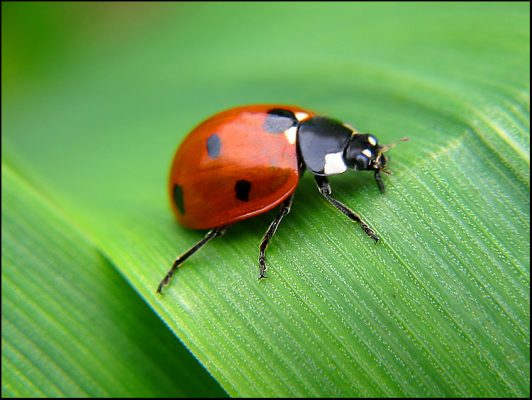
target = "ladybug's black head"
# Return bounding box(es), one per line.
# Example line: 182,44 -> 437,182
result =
344,133 -> 387,192
344,134 -> 381,171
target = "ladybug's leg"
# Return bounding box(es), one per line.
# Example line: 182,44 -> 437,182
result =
314,175 -> 379,243
157,226 -> 226,293
374,169 -> 385,194
258,194 -> 294,279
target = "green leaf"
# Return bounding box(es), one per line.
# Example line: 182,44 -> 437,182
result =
1,165 -> 227,398
3,2 -> 529,397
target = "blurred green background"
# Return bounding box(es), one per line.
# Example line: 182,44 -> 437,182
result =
2,2 -> 529,398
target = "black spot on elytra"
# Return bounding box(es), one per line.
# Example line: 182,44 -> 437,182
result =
234,180 -> 252,201
173,184 -> 185,214
263,109 -> 297,133
206,133 -> 221,158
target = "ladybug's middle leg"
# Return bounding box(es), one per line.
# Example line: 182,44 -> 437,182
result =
258,194 -> 294,280
314,175 -> 379,243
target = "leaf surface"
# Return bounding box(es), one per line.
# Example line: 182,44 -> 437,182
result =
3,2 -> 529,397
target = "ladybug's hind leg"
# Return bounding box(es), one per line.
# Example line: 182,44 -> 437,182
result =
258,194 -> 294,279
157,226 -> 226,293
314,175 -> 379,242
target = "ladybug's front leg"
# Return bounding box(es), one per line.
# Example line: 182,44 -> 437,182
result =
314,175 -> 379,243
258,194 -> 294,280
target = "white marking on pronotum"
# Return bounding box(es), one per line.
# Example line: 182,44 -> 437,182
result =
284,126 -> 297,144
294,112 -> 310,121
362,149 -> 373,158
324,152 -> 347,175
368,135 -> 377,146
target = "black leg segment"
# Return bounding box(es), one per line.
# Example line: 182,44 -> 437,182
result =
157,226 -> 226,293
258,194 -> 294,279
374,169 -> 385,194
314,175 -> 379,242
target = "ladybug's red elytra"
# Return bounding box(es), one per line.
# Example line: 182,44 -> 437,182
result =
157,104 -> 405,293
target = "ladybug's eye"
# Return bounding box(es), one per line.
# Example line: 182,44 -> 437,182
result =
355,154 -> 370,170
344,134 -> 377,171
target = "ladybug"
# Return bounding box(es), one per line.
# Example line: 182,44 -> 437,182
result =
157,104 -> 405,293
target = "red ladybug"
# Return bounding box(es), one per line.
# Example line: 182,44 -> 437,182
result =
158,104 -> 402,293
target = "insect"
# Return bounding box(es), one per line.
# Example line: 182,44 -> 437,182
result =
157,104 -> 406,293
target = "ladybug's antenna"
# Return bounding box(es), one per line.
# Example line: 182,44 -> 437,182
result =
379,136 -> 410,154
375,136 -> 409,166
